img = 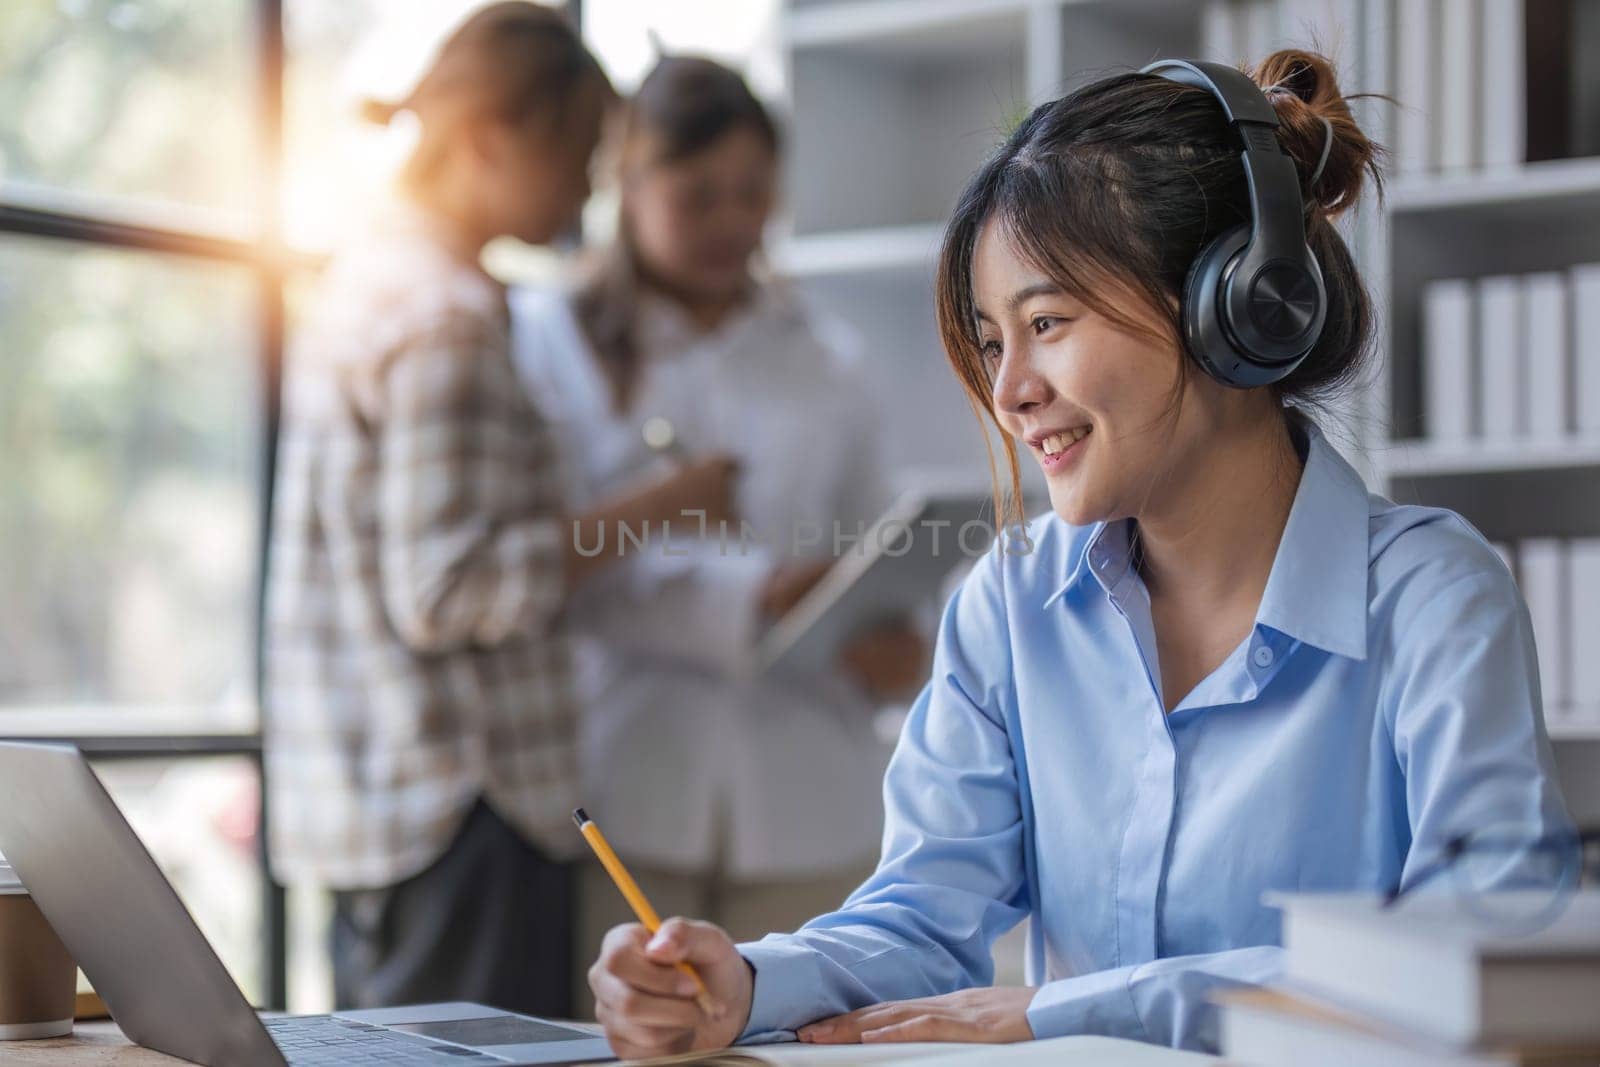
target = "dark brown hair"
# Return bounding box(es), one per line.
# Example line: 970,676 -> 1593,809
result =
935,49 -> 1384,529
362,2 -> 612,193
572,54 -> 780,412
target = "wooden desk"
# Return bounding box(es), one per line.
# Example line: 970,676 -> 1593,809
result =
0,1019 -> 610,1065
0,1021 -> 175,1065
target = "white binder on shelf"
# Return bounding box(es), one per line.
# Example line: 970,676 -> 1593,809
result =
1480,0 -> 1526,169
1359,0 -> 1397,148
1422,278 -> 1476,441
1524,271 -> 1571,441
1200,1 -> 1238,64
1476,275 -> 1523,441
1569,539 -> 1600,724
1438,0 -> 1481,173
1520,539 -> 1570,721
1395,0 -> 1437,175
1574,263 -> 1600,437
1242,0 -> 1280,60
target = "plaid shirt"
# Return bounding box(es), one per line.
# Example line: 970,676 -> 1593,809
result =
265,209 -> 576,889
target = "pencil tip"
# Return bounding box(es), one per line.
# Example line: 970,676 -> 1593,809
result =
572,807 -> 589,827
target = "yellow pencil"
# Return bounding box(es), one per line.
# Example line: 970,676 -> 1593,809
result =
573,808 -> 718,1017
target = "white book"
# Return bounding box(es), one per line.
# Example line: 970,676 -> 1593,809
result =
1200,1 -> 1238,65
1569,538 -> 1600,721
1522,272 -> 1570,440
1243,0 -> 1280,61
1519,539 -> 1570,719
1279,0 -> 1362,80
1220,987 -> 1597,1067
1476,276 -> 1523,440
1360,0 -> 1397,147
1438,0 -> 1482,172
1479,0 -> 1525,168
1573,263 -> 1600,436
1274,892 -> 1600,1047
1424,278 -> 1476,441
1396,0 -> 1437,174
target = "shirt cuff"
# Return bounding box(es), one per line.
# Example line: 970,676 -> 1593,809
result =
736,938 -> 829,1040
1024,963 -> 1145,1042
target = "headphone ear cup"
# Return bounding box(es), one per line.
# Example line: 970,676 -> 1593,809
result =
1181,224 -> 1250,387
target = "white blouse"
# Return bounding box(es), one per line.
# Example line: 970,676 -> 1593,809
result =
510,282 -> 893,878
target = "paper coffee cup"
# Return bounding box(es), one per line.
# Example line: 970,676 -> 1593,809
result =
0,860 -> 75,1040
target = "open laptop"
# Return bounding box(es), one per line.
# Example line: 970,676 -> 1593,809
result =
0,741 -> 617,1066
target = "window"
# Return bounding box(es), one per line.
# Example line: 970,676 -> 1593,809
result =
93,755 -> 266,1005
0,0 -> 286,1009
0,0 -> 258,223
0,239 -> 260,732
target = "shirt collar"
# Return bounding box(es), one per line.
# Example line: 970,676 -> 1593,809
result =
1041,419 -> 1371,661
1253,419 -> 1371,661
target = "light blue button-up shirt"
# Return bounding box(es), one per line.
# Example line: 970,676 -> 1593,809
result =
737,422 -> 1572,1051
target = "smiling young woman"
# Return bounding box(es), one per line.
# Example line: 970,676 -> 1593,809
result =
584,48 -> 1575,1057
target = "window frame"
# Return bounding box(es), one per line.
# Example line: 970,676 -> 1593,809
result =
0,0 -> 290,1011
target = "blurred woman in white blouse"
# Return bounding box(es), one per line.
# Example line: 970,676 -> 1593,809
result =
510,54 -> 925,1006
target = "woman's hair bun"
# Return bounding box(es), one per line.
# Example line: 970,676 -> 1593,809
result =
1250,48 -> 1383,220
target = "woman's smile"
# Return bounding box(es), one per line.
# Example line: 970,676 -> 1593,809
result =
1026,424 -> 1093,474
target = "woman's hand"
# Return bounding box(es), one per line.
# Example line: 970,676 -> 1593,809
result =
589,918 -> 753,1060
796,987 -> 1036,1045
839,620 -> 927,703
654,453 -> 741,530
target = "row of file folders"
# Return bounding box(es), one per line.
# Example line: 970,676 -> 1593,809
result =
1203,0 -> 1600,174
1493,538 -> 1600,728
1421,267 -> 1600,442
1386,0 -> 1600,174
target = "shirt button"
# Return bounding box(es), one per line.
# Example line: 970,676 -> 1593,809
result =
1252,645 -> 1275,668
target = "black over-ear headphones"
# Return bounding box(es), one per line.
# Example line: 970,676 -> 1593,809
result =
1140,59 -> 1327,389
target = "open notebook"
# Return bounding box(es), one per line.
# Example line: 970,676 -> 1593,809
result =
586,1035 -> 1220,1065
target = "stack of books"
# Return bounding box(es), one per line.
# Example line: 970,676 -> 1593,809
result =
1218,892 -> 1600,1066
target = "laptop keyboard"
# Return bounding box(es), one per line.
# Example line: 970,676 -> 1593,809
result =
263,1015 -> 508,1065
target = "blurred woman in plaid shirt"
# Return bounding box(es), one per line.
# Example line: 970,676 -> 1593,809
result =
265,3 -> 735,1018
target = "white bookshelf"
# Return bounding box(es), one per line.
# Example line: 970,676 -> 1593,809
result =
775,0 -> 1206,491
775,0 -> 1600,789
1357,0 -> 1600,765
